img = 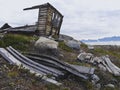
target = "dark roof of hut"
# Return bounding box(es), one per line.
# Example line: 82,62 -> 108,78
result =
8,25 -> 37,32
0,25 -> 37,33
1,23 -> 11,29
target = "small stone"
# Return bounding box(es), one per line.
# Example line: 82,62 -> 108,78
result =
98,64 -> 107,71
95,83 -> 101,90
91,74 -> 100,83
88,45 -> 94,50
105,84 -> 115,88
110,79 -> 118,85
59,54 -> 64,58
77,52 -> 93,62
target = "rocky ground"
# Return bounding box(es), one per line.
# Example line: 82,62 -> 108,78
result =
0,34 -> 120,90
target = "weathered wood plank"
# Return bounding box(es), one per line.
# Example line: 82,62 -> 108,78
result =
102,56 -> 120,76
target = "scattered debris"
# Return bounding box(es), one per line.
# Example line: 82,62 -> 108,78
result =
88,45 -> 94,50
77,52 -> 93,62
25,53 -> 89,80
0,47 -> 61,85
0,46 -> 99,85
91,74 -> 100,84
77,52 -> 120,76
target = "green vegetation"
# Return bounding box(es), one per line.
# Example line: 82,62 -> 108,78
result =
7,71 -> 19,78
0,61 -> 47,90
45,84 -> 61,90
85,81 -> 94,90
80,43 -> 88,51
102,87 -> 118,90
89,46 -> 120,67
91,46 -> 120,59
0,34 -> 38,51
0,34 -> 120,90
58,41 -> 73,52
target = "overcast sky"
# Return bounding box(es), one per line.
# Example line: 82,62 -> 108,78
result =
0,0 -> 120,40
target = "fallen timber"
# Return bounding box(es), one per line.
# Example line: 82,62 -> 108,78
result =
0,47 -> 61,85
101,56 -> 120,76
7,47 -> 64,77
70,65 -> 95,75
0,48 -> 45,75
7,47 -> 53,75
77,52 -> 120,76
8,46 -> 93,79
8,46 -> 88,79
0,46 -> 97,84
25,53 -> 94,76
0,48 -> 21,64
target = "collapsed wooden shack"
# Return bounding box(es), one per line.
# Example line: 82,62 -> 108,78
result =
0,3 -> 63,38
24,3 -> 63,38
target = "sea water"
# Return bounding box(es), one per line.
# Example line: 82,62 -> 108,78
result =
84,41 -> 120,46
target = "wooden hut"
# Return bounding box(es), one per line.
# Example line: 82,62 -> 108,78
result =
24,3 -> 63,38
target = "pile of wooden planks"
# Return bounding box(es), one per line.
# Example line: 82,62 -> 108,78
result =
0,46 -> 97,84
77,52 -> 120,76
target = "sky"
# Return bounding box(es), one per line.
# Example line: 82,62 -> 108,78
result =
0,0 -> 120,40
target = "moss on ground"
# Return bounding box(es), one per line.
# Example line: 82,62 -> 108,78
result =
0,34 -> 120,90
80,43 -> 88,51
0,34 -> 37,51
91,46 -> 120,59
58,41 -> 73,52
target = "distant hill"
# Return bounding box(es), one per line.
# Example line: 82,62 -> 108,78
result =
81,36 -> 120,42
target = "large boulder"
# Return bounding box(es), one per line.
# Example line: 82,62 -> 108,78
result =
34,37 -> 58,50
59,34 -> 73,41
59,34 -> 81,50
65,40 -> 81,50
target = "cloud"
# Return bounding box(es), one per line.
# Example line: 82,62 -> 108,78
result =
1,0 -> 120,40
60,10 -> 120,39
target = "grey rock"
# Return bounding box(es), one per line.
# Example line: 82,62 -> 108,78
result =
95,83 -> 101,90
59,54 -> 64,58
65,40 -> 81,50
59,34 -> 73,41
98,64 -> 107,71
91,74 -> 100,83
34,37 -> 58,50
105,84 -> 115,88
109,79 -> 118,85
92,57 -> 103,64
